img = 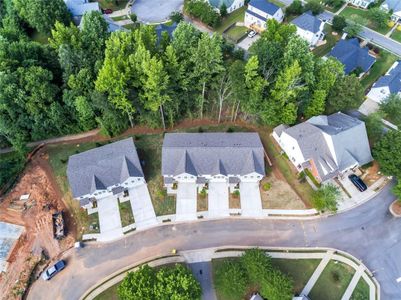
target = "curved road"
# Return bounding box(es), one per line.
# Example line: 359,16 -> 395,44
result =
28,184 -> 401,300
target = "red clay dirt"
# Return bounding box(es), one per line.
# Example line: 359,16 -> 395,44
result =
0,151 -> 74,300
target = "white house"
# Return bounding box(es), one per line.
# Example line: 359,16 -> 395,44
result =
380,0 -> 401,21
161,133 -> 265,193
67,138 -> 146,210
291,12 -> 325,47
64,0 -> 100,24
244,0 -> 284,32
347,0 -> 375,9
367,60 -> 401,104
273,112 -> 372,183
208,0 -> 245,14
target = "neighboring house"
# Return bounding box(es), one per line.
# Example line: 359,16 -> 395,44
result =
244,0 -> 284,32
346,0 -> 375,9
79,14 -> 127,32
328,38 -> 376,76
367,60 -> 401,104
291,12 -> 325,47
273,112 -> 373,183
67,138 -> 145,209
162,133 -> 265,193
155,22 -> 178,41
208,0 -> 245,13
381,0 -> 401,21
64,0 -> 100,24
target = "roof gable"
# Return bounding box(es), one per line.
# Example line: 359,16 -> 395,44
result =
249,0 -> 280,15
291,11 -> 322,33
372,61 -> 401,93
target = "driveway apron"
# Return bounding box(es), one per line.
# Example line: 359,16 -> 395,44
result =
97,196 -> 123,242
176,182 -> 197,221
240,182 -> 263,217
128,184 -> 158,230
208,182 -> 229,218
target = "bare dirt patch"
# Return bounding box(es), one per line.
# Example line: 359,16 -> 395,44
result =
0,154 -> 74,299
360,161 -> 382,187
260,175 -> 306,210
229,193 -> 241,209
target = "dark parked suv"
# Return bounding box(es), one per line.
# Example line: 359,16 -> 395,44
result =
348,174 -> 367,192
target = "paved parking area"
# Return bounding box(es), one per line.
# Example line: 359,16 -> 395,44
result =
208,182 -> 229,218
237,35 -> 260,51
128,184 -> 157,230
131,0 -> 183,23
176,183 -> 197,221
240,182 -> 263,217
97,196 -> 123,242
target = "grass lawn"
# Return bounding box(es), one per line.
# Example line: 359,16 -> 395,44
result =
391,29 -> 401,43
360,50 -> 397,92
339,7 -> 391,35
119,201 -> 135,227
309,260 -> 355,300
350,277 -> 370,300
258,130 -> 314,207
268,0 -> 286,8
216,6 -> 246,34
96,0 -> 128,10
271,258 -> 321,295
313,24 -> 340,57
86,212 -> 100,234
111,15 -> 129,21
225,25 -> 248,42
93,281 -> 119,300
123,23 -> 138,30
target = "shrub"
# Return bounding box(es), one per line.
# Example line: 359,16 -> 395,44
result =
305,0 -> 324,15
311,184 -> 340,212
130,13 -> 137,23
215,261 -> 248,299
220,3 -> 227,17
232,190 -> 240,197
170,11 -> 184,23
332,15 -> 346,32
262,182 -> 271,191
285,0 -> 303,16
199,188 -> 207,198
184,0 -> 221,28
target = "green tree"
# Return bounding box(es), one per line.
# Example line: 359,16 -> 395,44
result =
215,261 -> 248,299
363,112 -> 384,145
368,7 -> 389,29
332,15 -> 347,32
190,33 -> 224,118
262,61 -> 303,125
155,264 -> 202,299
373,130 -> 401,177
170,11 -> 184,23
260,269 -> 293,300
228,60 -> 248,121
379,94 -> 401,127
244,56 -> 265,115
305,0 -> 324,15
240,248 -> 272,284
326,75 -> 364,113
285,0 -> 303,16
392,182 -> 401,200
118,265 -> 157,299
311,183 -> 340,212
345,21 -> 362,38
13,0 -> 70,33
220,3 -> 227,17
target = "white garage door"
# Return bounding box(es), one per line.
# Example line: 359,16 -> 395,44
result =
129,184 -> 158,230
176,183 -> 197,221
240,182 -> 263,217
208,182 -> 229,218
97,196 -> 123,242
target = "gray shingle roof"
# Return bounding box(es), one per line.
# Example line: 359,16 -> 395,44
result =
162,133 -> 265,177
246,9 -> 267,22
291,11 -> 322,33
372,61 -> 401,93
248,0 -> 280,15
328,38 -> 376,74
280,112 -> 372,181
382,0 -> 401,12
67,138 -> 143,198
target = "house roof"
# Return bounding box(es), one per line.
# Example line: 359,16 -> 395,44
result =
275,112 -> 372,181
372,61 -> 401,93
291,11 -> 322,33
155,23 -> 178,41
248,0 -> 281,15
64,0 -> 100,16
328,38 -> 376,74
67,138 -> 144,198
246,9 -> 267,22
162,133 -> 265,177
382,0 -> 401,13
209,0 -> 235,9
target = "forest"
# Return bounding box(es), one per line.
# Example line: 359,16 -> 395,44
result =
0,0 -> 365,155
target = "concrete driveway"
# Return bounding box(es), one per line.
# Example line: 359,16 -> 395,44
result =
237,35 -> 260,51
96,196 -> 123,242
128,184 -> 157,230
131,0 -> 183,23
208,182 -> 229,218
189,262 -> 217,300
239,182 -> 263,217
176,183 -> 197,221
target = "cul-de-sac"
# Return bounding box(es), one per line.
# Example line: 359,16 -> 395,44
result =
1,0 -> 401,299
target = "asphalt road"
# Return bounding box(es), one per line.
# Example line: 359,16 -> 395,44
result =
27,183 -> 401,300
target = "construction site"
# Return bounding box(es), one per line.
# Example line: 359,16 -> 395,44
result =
0,149 -> 75,300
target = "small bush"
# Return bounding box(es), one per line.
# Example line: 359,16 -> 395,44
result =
60,158 -> 67,164
262,182 -> 271,191
226,127 -> 234,133
184,0 -> 221,28
232,190 -> 240,197
170,11 -> 184,23
199,188 -> 207,198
